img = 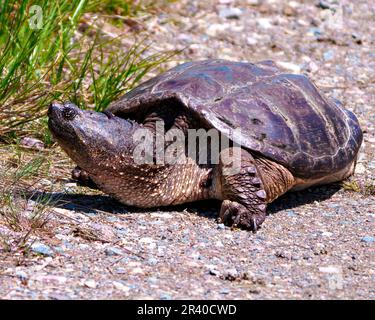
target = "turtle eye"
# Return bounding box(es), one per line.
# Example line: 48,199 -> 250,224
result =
62,107 -> 77,120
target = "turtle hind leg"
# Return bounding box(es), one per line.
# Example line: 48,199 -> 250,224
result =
218,147 -> 268,231
71,166 -> 98,190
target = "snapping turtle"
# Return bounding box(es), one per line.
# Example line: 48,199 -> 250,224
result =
48,59 -> 362,230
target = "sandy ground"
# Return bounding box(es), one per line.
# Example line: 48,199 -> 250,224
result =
0,0 -> 374,299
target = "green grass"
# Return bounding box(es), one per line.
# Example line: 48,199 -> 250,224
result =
0,0 -> 87,133
87,0 -> 157,16
0,0 -> 175,140
0,0 -> 175,255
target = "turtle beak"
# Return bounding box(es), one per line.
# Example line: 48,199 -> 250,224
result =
48,102 -> 63,119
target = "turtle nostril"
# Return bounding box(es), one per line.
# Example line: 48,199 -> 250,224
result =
48,102 -> 62,117
62,107 -> 77,121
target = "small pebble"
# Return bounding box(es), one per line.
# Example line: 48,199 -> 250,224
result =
64,183 -> 77,188
276,61 -> 301,74
39,179 -> 52,186
217,223 -> 225,230
246,36 -> 258,46
105,247 -> 122,256
308,27 -> 323,37
283,4 -> 297,16
220,288 -> 230,294
106,216 -> 119,222
113,281 -> 130,292
317,0 -> 331,10
148,257 -> 158,265
147,277 -> 158,284
115,267 -> 127,274
209,269 -> 220,276
351,33 -> 362,44
286,210 -> 296,217
355,163 -> 366,174
54,246 -> 65,254
177,33 -> 192,43
215,240 -> 224,247
361,236 -> 375,243
84,280 -> 97,288
257,18 -> 272,29
31,242 -> 54,257
319,266 -> 341,273
62,240 -> 74,249
226,268 -> 239,279
15,271 -> 28,281
160,293 -> 172,300
139,237 -> 155,244
321,231 -> 333,237
116,228 -> 128,236
20,137 -> 45,150
38,275 -> 67,284
218,7 -> 242,19
323,50 -> 334,61
130,267 -> 144,274
247,0 -> 260,5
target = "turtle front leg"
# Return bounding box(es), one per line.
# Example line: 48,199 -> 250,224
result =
220,199 -> 266,231
71,166 -> 99,190
218,148 -> 268,231
218,147 -> 296,231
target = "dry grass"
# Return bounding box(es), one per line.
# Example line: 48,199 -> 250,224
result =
341,178 -> 375,196
0,145 -> 51,252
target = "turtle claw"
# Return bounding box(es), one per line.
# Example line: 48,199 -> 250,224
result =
71,166 -> 98,189
219,200 -> 264,231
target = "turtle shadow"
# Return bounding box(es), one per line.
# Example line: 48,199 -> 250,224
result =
190,184 -> 342,217
24,183 -> 341,218
23,190 -> 221,219
23,191 -> 130,215
267,183 -> 342,215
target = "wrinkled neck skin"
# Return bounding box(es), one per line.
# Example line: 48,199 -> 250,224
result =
62,116 -> 215,207
49,103 -> 217,207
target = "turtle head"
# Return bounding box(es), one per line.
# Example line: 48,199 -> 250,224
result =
48,102 -> 138,173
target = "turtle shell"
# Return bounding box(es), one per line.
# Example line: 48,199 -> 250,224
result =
107,59 -> 363,179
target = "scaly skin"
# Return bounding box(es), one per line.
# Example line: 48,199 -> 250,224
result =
218,147 -> 295,230
48,60 -> 362,231
91,159 -> 214,208
48,102 -> 298,231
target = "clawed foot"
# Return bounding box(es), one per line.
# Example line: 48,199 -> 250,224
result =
219,200 -> 266,231
71,166 -> 98,189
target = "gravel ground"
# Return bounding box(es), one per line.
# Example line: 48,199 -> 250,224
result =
0,0 -> 374,299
